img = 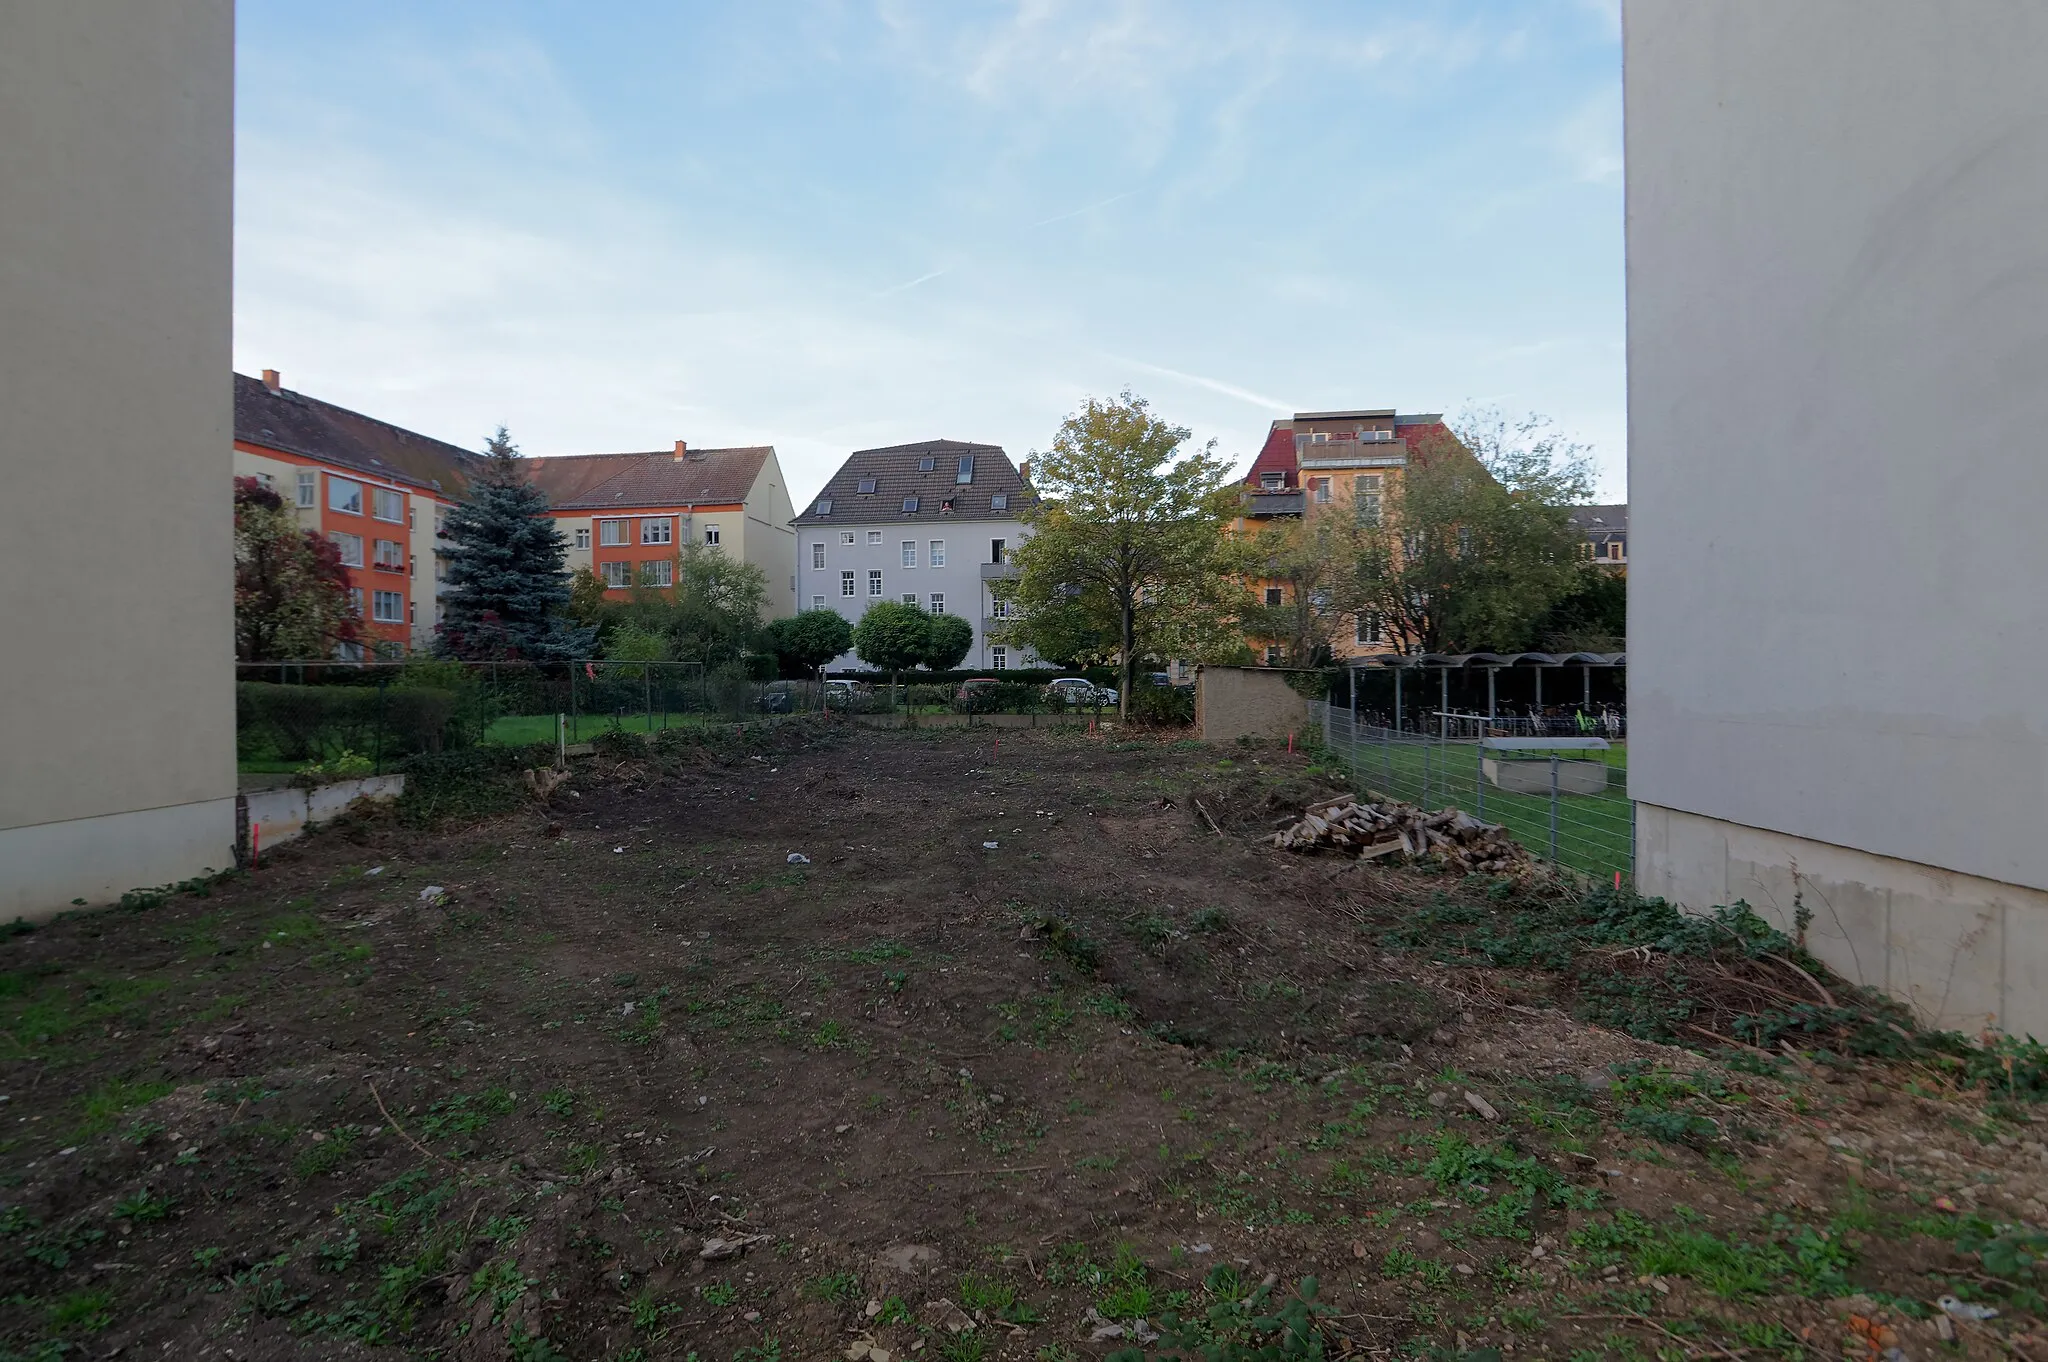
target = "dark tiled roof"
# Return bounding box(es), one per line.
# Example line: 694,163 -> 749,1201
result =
234,372 -> 477,497
794,439 -> 1033,526
1570,503 -> 1629,533
525,448 -> 771,511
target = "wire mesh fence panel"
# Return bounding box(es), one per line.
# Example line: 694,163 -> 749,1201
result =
1310,700 -> 1633,882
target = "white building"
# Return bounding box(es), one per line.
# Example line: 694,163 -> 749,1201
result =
792,440 -> 1039,672
1626,0 -> 2048,1033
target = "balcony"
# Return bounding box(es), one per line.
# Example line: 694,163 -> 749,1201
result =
979,561 -> 1019,580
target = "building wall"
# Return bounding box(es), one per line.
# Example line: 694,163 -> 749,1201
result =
1195,667 -> 1311,744
1625,0 -> 2048,1017
0,0 -> 236,916
794,520 -> 1036,670
744,455 -> 798,619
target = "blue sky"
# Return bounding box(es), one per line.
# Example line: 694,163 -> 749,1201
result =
233,1 -> 1626,503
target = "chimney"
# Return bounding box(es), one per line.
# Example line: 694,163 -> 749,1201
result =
261,369 -> 281,394
673,439 -> 687,462
1019,459 -> 1031,483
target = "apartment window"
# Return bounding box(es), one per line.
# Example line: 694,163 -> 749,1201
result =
866,530 -> 883,545
1310,432 -> 1329,444
296,470 -> 317,508
956,455 -> 974,484
991,646 -> 1007,670
1309,476 -> 1332,504
840,531 -> 856,545
1264,586 -> 1283,607
371,590 -> 405,623
600,560 -> 631,588
929,592 -> 944,614
902,594 -> 919,607
335,640 -> 365,663
812,595 -> 826,609
990,493 -> 1007,511
901,541 -> 917,568
704,525 -> 721,546
1357,493 -> 1382,526
812,542 -> 826,569
1265,645 -> 1283,665
374,538 -> 404,568
841,570 -> 856,597
642,517 -> 673,545
328,477 -> 363,515
816,498 -> 833,515
372,487 -> 404,522
408,506 -> 416,529
1356,612 -> 1382,645
346,586 -> 365,616
867,569 -> 883,597
929,540 -> 946,567
329,532 -> 364,567
902,496 -> 920,513
919,456 -> 936,472
1609,538 -> 1627,559
857,477 -> 878,494
990,538 -> 1006,564
1260,471 -> 1284,490
574,527 -> 591,550
641,559 -> 674,588
599,520 -> 628,546
434,507 -> 448,537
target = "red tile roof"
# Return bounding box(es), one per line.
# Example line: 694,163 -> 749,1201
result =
234,372 -> 477,498
524,448 -> 772,511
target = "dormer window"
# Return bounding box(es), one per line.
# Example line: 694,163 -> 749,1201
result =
956,455 -> 974,485
857,477 -> 877,495
902,495 -> 920,512
1260,471 -> 1284,490
816,498 -> 833,515
919,456 -> 936,472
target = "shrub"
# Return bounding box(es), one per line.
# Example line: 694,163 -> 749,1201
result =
1130,682 -> 1194,726
238,682 -> 458,763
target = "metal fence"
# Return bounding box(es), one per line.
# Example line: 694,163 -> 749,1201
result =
1309,698 -> 1634,882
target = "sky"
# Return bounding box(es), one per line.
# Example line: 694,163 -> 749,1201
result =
233,0 -> 1626,504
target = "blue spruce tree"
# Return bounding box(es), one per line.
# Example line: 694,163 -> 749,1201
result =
436,427 -> 597,661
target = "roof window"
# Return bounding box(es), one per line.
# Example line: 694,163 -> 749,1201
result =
956,455 -> 974,485
919,456 -> 936,472
990,493 -> 1007,511
816,498 -> 833,515
941,496 -> 956,513
902,495 -> 919,512
857,477 -> 877,495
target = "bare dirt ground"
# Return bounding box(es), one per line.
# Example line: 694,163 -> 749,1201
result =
4,723 -> 2046,1362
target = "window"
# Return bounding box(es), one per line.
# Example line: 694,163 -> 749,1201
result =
1264,586 -> 1283,606
902,495 -> 919,513
840,531 -> 855,545
704,525 -> 721,546
371,590 -> 404,623
1265,646 -> 1282,665
329,531 -> 364,567
956,455 -> 974,484
374,538 -> 404,568
990,538 -> 1006,564
990,493 -> 1007,511
1608,538 -> 1627,560
346,586 -> 364,616
812,542 -> 826,569
254,471 -> 275,490
1355,473 -> 1383,495
372,487 -> 403,522
857,477 -> 877,494
1356,612 -> 1382,645
1260,471 -> 1284,490
816,498 -> 833,515
328,477 -> 363,514
1458,526 -> 1473,557
641,517 -> 672,545
599,520 -> 627,546
574,527 -> 591,550
434,507 -> 448,537
940,497 -> 956,512
901,541 -> 917,567
991,646 -> 1007,670
1309,476 -> 1332,503
812,594 -> 826,609
919,456 -> 936,472
902,593 -> 919,606
866,530 -> 883,545
929,592 -> 944,613
929,540 -> 946,567
335,640 -> 365,663
867,569 -> 884,597
408,506 -> 415,529
641,559 -> 674,588
840,570 -> 856,597
600,560 -> 631,588
1310,432 -> 1330,444
295,470 -> 316,508
1357,494 -> 1382,525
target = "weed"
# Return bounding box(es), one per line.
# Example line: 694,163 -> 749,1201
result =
805,1270 -> 861,1305
542,1087 -> 578,1117
875,1296 -> 914,1325
318,1228 -> 362,1272
703,1280 -> 740,1307
47,1287 -> 113,1332
293,1126 -> 360,1178
1191,906 -> 1231,934
731,1340 -> 783,1362
111,1190 -> 176,1224
629,1288 -> 684,1333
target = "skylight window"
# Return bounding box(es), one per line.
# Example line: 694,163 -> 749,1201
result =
816,498 -> 833,515
857,477 -> 878,495
919,456 -> 936,472
902,495 -> 920,512
956,455 -> 974,485
990,493 -> 1008,510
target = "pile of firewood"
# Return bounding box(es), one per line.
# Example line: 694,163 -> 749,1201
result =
1271,794 -> 1535,875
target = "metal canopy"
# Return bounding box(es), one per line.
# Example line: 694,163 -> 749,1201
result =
1358,651 -> 1625,669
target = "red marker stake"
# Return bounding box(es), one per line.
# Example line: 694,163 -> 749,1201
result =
252,822 -> 260,869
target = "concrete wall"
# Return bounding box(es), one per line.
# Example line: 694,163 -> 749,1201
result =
246,776 -> 405,850
1196,667 -> 1310,744
0,0 -> 237,915
1625,1 -> 2048,1027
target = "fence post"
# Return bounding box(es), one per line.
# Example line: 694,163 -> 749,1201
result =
1475,742 -> 1485,820
1422,732 -> 1431,808
1548,755 -> 1560,863
1383,723 -> 1391,786
644,667 -> 652,734
570,661 -> 579,743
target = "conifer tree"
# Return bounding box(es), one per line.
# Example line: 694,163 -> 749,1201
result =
436,427 -> 596,660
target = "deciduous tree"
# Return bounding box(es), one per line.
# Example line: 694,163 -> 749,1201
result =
232,476 -> 360,661
920,613 -> 975,671
763,609 -> 854,679
851,599 -> 930,692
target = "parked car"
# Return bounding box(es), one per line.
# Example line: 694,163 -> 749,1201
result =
1045,677 -> 1115,707
759,679 -> 802,714
955,678 -> 1000,703
822,678 -> 874,712
1141,672 -> 1173,688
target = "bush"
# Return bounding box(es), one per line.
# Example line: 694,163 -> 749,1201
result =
1130,682 -> 1194,726
395,745 -> 552,828
237,682 -> 458,764
957,682 -> 1046,714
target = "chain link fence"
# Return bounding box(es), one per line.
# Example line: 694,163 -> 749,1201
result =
1308,698 -> 1633,882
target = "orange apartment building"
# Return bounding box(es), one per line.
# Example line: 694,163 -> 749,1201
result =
232,371 -> 797,656
1234,407 -> 1457,663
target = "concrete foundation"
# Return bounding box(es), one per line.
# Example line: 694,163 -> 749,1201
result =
1637,803 -> 2048,1037
1,799 -> 239,923
245,776 -> 406,851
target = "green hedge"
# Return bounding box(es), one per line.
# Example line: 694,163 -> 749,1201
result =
237,682 -> 460,763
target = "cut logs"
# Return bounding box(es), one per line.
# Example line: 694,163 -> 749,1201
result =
1271,794 -> 1537,876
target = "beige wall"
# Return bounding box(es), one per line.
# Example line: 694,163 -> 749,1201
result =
744,454 -> 798,618
0,0 -> 236,912
1196,667 -> 1312,744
